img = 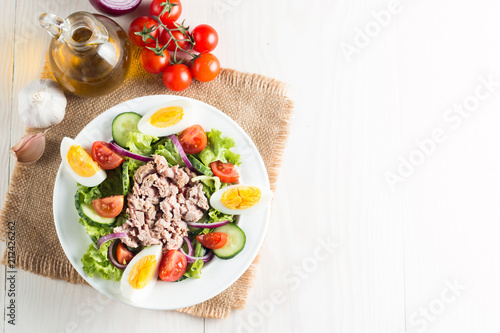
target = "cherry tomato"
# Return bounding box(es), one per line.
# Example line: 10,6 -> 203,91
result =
116,242 -> 135,265
92,195 -> 124,218
150,0 -> 182,27
196,232 -> 228,250
91,141 -> 124,170
191,53 -> 221,82
192,24 -> 218,53
140,47 -> 170,74
128,16 -> 159,47
159,28 -> 191,51
178,125 -> 207,154
159,250 -> 187,282
210,161 -> 239,183
163,64 -> 192,91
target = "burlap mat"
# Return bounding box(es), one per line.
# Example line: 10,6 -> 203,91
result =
0,46 -> 293,318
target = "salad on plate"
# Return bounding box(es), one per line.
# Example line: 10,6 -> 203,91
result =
60,99 -> 272,302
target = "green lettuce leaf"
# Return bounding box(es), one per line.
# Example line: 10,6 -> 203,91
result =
126,132 -> 158,156
76,186 -> 102,205
98,167 -> 123,198
197,129 -> 241,166
191,175 -> 221,198
154,138 -> 185,166
78,218 -> 113,245
81,242 -> 123,281
208,208 -> 234,223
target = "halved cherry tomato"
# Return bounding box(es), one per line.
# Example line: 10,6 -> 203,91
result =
116,242 -> 135,265
92,195 -> 124,218
196,232 -> 228,250
91,141 -> 124,170
159,249 -> 187,282
210,161 -> 239,183
178,125 -> 207,154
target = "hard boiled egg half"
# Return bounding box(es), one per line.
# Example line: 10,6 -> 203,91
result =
60,137 -> 106,187
210,185 -> 273,215
138,99 -> 194,137
120,245 -> 162,302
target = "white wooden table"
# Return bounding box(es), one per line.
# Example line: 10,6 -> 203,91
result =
2,0 -> 500,331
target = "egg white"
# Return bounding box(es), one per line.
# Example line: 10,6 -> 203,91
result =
60,137 -> 106,187
120,245 -> 162,302
210,185 -> 273,215
137,99 -> 195,137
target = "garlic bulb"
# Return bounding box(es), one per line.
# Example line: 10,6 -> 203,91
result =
18,80 -> 67,128
10,132 -> 46,164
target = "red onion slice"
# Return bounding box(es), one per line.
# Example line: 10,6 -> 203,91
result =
180,247 -> 214,264
97,232 -> 127,249
168,135 -> 197,173
183,236 -> 193,256
108,240 -> 127,269
187,220 -> 230,229
89,0 -> 142,16
109,140 -> 153,163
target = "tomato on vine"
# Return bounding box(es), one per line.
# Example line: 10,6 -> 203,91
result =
128,16 -> 159,47
160,28 -> 191,51
150,0 -> 182,27
163,64 -> 192,91
191,53 -> 221,82
140,47 -> 170,74
192,24 -> 218,53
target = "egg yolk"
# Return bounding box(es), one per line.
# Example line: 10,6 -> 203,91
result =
148,106 -> 184,128
221,186 -> 262,210
128,255 -> 157,289
67,145 -> 99,177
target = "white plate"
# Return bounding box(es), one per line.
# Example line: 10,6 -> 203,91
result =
53,95 -> 271,310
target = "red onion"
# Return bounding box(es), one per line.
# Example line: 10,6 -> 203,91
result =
168,135 -> 197,173
183,236 -> 193,256
109,140 -> 153,163
187,220 -> 230,229
97,232 -> 127,249
108,240 -> 127,269
89,0 -> 142,16
181,247 -> 214,264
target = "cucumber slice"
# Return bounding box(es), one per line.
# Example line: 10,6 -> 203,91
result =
112,112 -> 142,148
75,192 -> 116,227
80,202 -> 116,226
122,160 -> 130,196
213,223 -> 246,259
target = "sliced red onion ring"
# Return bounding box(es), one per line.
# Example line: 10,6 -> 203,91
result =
187,220 -> 230,229
168,135 -> 198,173
89,0 -> 142,16
108,240 -> 127,269
109,140 -> 153,163
183,236 -> 193,256
97,232 -> 127,249
181,247 -> 214,264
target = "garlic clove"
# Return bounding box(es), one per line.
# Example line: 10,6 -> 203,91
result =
10,132 -> 46,164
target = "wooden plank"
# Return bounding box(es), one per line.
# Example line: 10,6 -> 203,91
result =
0,0 -> 17,331
397,0 -> 500,331
206,0 -> 406,331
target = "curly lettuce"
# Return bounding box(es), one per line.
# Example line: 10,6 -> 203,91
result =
197,129 -> 241,166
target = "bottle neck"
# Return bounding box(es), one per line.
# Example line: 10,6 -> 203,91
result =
40,11 -> 109,51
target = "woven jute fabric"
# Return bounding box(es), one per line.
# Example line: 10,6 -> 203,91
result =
0,46 -> 293,318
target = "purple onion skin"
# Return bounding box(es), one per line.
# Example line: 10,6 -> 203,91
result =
89,0 -> 142,16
